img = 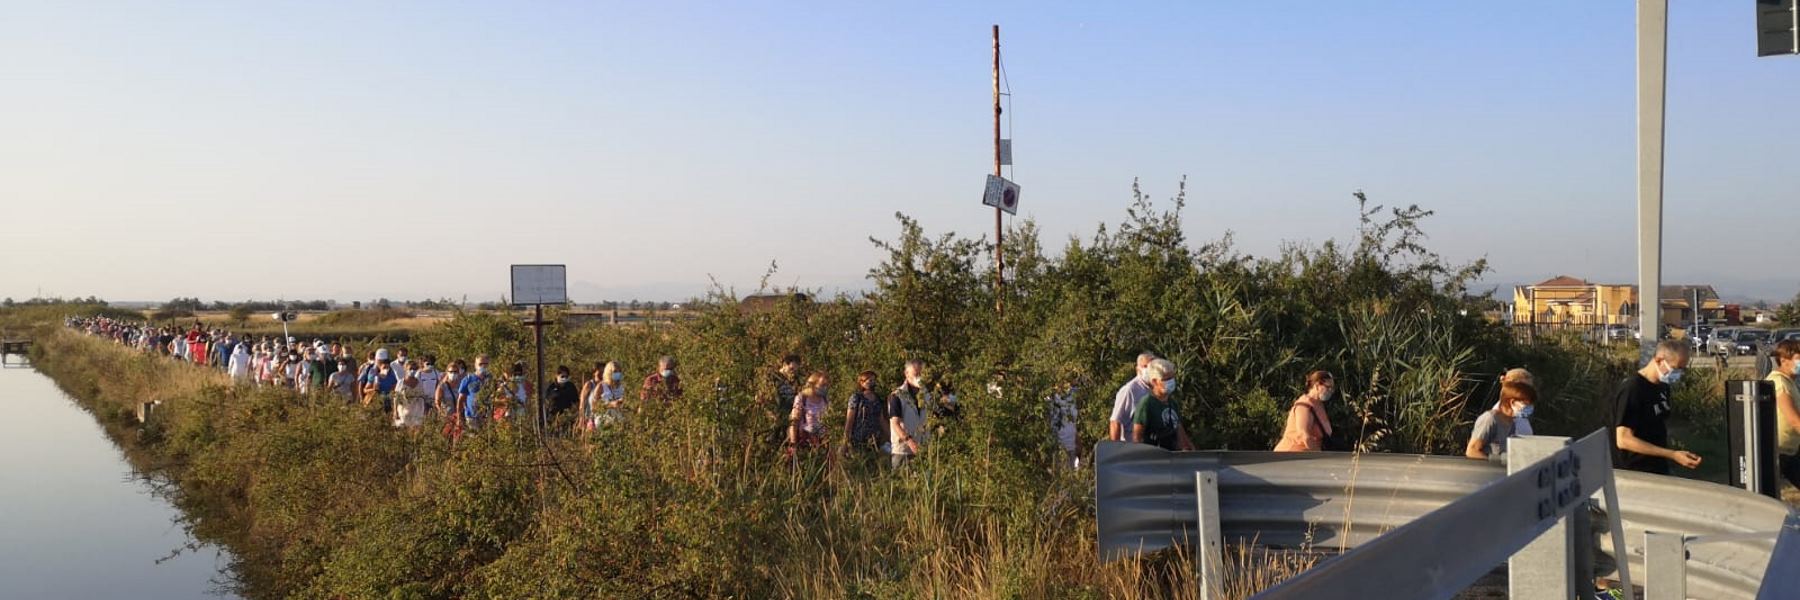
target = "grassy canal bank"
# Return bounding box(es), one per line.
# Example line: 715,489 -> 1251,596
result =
29,326 -> 1140,599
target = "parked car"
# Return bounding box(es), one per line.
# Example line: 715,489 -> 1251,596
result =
1687,325 -> 1714,350
1605,325 -> 1635,343
1709,327 -> 1743,356
1734,329 -> 1772,356
1775,329 -> 1800,344
1693,325 -> 1715,340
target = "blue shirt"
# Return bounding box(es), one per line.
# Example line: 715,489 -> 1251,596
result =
361,368 -> 398,394
458,373 -> 487,419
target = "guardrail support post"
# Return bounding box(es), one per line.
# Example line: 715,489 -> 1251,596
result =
1644,531 -> 1687,600
1194,471 -> 1224,600
1508,436 -> 1577,599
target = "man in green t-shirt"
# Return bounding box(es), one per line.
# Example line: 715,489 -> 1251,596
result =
1132,359 -> 1195,451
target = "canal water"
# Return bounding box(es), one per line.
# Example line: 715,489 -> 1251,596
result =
0,362 -> 236,598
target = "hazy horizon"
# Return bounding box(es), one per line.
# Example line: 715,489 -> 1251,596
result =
6,3 -> 1798,305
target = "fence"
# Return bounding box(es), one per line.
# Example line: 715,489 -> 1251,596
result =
1095,434 -> 1795,598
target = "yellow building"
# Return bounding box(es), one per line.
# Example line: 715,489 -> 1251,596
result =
1511,276 -> 1721,328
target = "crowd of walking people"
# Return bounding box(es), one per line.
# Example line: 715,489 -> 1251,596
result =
67,316 -> 1790,484
63,316 -> 971,468
66,316 -> 685,441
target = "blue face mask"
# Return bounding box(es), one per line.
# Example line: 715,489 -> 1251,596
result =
611,372 -> 623,383
1163,379 -> 1178,395
1791,363 -> 1800,378
660,369 -> 673,379
1663,368 -> 1684,385
1516,404 -> 1535,419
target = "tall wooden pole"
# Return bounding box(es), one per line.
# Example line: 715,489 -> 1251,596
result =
992,24 -> 1004,314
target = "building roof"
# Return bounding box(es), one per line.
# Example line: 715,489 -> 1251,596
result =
1534,275 -> 1591,287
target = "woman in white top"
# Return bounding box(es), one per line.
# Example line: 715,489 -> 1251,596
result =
393,375 -> 426,428
228,343 -> 252,382
587,361 -> 626,430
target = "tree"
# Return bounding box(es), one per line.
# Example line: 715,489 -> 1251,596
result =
1776,291 -> 1800,326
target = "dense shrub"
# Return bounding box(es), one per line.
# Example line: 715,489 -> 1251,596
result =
22,184 -> 1633,598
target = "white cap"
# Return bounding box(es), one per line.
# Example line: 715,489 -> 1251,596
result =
375,348 -> 390,360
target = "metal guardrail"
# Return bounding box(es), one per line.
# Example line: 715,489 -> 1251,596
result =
1095,441 -> 1793,599
1251,431 -> 1618,599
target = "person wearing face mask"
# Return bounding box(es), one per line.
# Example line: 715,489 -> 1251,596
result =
436,359 -> 466,417
578,362 -> 604,432
392,348 -> 411,381
328,359 -> 357,403
394,374 -> 427,428
1108,353 -> 1158,442
641,356 -> 683,406
584,361 -> 627,430
546,365 -> 581,431
1466,382 -> 1536,461
1275,370 -> 1338,452
228,342 -> 252,383
412,357 -> 442,417
887,359 -> 931,470
1763,339 -> 1800,488
1490,368 -> 1538,436
1613,340 -> 1702,474
1131,359 -> 1195,451
457,356 -> 491,433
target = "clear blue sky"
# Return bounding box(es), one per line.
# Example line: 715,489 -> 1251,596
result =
3,2 -> 1796,303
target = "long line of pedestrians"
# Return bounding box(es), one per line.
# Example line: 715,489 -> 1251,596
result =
71,316 -> 1759,486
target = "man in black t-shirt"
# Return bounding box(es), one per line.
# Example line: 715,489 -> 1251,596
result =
1614,340 -> 1702,475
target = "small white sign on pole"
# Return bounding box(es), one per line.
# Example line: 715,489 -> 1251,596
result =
981,174 -> 1020,215
510,264 -> 568,306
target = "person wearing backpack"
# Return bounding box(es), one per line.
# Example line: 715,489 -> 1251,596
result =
887,360 -> 931,470
843,370 -> 887,456
1275,370 -> 1338,452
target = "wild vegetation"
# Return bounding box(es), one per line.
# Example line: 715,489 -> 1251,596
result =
20,184 -> 1649,598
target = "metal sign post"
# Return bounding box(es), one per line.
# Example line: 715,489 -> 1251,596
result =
1636,0 -> 1668,365
1758,0 -> 1800,57
510,264 -> 568,436
1726,380 -> 1778,498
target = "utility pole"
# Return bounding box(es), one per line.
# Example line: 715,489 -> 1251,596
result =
1636,0 -> 1667,363
992,24 -> 1004,315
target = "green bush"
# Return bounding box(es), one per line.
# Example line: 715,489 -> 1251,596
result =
26,185 -> 1631,598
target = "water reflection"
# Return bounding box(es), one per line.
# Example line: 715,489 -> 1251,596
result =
0,367 -> 236,599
